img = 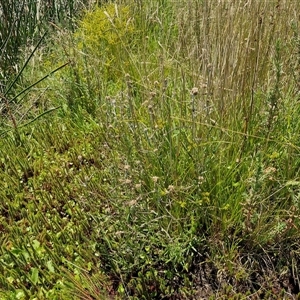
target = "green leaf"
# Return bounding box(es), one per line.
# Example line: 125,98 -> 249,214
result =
46,260 -> 55,273
16,290 -> 25,300
31,268 -> 39,285
286,180 -> 300,186
32,239 -> 40,250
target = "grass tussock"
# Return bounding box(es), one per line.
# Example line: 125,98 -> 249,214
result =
1,0 -> 300,299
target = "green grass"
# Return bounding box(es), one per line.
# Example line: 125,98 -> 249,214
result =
0,0 -> 90,90
1,0 -> 300,299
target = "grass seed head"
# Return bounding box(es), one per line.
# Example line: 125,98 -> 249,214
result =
191,87 -> 199,96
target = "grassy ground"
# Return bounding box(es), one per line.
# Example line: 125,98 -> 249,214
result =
1,1 -> 300,299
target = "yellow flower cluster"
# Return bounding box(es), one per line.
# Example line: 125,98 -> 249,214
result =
76,4 -> 134,51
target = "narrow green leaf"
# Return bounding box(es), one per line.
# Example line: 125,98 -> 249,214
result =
286,180 -> 300,186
